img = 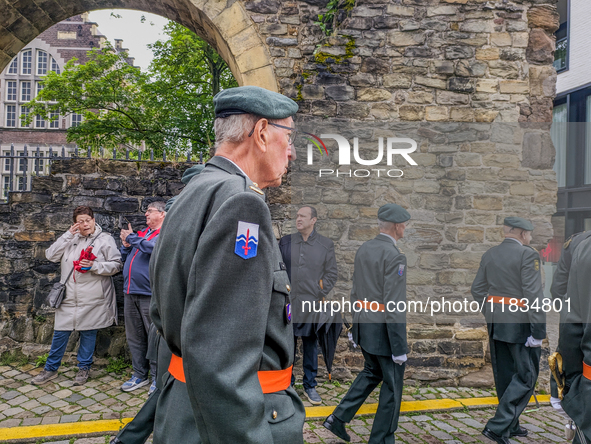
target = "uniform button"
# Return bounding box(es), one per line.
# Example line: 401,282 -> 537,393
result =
286,284 -> 291,292
272,410 -> 278,419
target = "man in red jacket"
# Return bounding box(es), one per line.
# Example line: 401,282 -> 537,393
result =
119,200 -> 166,394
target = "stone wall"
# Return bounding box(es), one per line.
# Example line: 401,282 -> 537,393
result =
0,159 -> 190,362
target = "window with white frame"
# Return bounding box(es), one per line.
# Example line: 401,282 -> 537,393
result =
36,81 -> 44,97
20,81 -> 31,102
5,105 -> 16,127
3,176 -> 9,198
51,57 -> 60,74
37,50 -> 48,75
71,113 -> 83,127
6,81 -> 17,101
8,58 -> 17,74
20,106 -> 30,128
18,152 -> 26,173
4,152 -> 10,172
21,50 -> 32,75
34,152 -> 44,171
49,110 -> 60,129
35,114 -> 46,128
17,176 -> 25,191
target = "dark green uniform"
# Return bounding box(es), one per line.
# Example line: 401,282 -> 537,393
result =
471,239 -> 546,437
150,156 -> 305,444
558,236 -> 591,443
331,234 -> 408,444
549,231 -> 591,400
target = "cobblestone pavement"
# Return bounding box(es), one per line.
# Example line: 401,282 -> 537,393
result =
0,363 -> 571,444
25,406 -> 571,444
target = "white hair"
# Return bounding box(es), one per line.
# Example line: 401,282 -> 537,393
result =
213,114 -> 278,152
378,219 -> 395,232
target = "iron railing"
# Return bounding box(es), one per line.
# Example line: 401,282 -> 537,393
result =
0,144 -> 204,201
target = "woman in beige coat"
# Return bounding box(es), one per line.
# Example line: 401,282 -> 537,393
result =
32,206 -> 122,386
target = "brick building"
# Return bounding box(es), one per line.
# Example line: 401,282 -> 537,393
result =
0,13 -> 134,198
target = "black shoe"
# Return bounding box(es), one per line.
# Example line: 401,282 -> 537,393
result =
482,427 -> 511,444
323,414 -> 351,442
110,438 -> 123,444
510,427 -> 528,437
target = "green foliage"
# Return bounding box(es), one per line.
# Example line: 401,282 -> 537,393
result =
35,353 -> 49,368
0,349 -> 29,367
25,22 -> 237,158
331,379 -> 341,387
35,315 -> 46,323
106,356 -> 132,375
314,0 -> 357,36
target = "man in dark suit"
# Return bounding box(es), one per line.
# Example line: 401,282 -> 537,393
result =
150,86 -> 305,444
471,217 -> 546,444
279,205 -> 338,405
323,203 -> 409,444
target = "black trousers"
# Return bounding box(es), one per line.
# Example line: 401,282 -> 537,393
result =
332,347 -> 405,444
487,339 -> 541,436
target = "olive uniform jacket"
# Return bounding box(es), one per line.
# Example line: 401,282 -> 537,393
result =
150,156 -> 304,444
551,230 -> 591,302
350,234 -> 408,357
471,239 -> 546,344
559,236 -> 591,440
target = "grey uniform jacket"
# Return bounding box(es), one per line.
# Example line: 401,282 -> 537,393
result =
150,156 -> 304,444
559,236 -> 591,440
551,230 -> 591,302
350,234 -> 408,357
471,239 -> 546,343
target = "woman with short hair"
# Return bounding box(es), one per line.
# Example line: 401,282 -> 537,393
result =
32,206 -> 122,386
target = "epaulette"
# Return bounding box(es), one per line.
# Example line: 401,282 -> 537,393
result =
249,182 -> 264,196
564,233 -> 580,250
527,245 -> 538,252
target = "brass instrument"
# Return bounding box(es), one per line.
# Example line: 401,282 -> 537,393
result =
549,352 -> 566,400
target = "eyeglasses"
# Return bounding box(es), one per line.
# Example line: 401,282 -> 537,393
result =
248,121 -> 297,145
145,209 -> 162,214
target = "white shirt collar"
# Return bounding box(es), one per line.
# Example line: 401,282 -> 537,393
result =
217,156 -> 250,181
379,233 -> 397,245
507,237 -> 523,246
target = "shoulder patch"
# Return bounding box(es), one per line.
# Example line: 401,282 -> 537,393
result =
234,221 -> 259,259
534,259 -> 540,271
564,236 -> 574,250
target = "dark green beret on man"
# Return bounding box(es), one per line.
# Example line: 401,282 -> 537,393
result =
150,86 -> 304,444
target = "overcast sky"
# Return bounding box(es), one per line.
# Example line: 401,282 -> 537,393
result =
88,10 -> 169,71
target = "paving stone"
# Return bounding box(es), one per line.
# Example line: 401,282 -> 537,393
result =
8,394 -> 29,405
60,414 -> 81,423
38,394 -> 59,404
64,393 -> 84,402
430,430 -> 453,440
2,407 -> 24,417
53,389 -> 73,399
78,398 -> 97,407
21,417 -> 42,426
20,399 -> 41,409
540,433 -> 564,442
43,441 -> 69,444
0,418 -> 21,427
411,415 -> 432,422
31,405 -> 52,414
0,390 -> 20,400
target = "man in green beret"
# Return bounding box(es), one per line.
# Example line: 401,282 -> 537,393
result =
471,217 -> 546,444
324,203 -> 410,444
150,86 -> 304,444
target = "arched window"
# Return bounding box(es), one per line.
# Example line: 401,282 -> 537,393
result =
21,50 -> 32,75
8,58 -> 17,74
37,50 -> 48,75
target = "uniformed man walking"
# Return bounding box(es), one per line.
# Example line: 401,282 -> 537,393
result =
549,229 -> 591,419
471,217 -> 546,444
323,204 -> 409,444
557,235 -> 591,443
149,86 -> 305,444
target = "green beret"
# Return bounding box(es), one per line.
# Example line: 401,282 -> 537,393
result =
214,86 -> 298,119
181,164 -> 205,185
504,216 -> 534,231
378,204 -> 411,224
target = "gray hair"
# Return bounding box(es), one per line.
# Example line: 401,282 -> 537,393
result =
378,219 -> 395,232
213,114 -> 277,152
148,201 -> 166,213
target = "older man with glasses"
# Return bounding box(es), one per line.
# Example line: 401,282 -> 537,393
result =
119,201 -> 166,394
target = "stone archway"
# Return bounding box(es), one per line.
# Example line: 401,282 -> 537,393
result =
0,0 -> 277,90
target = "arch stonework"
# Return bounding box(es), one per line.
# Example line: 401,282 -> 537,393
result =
0,0 -> 278,90
0,0 -> 561,386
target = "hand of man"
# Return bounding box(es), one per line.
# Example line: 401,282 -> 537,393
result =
550,396 -> 571,420
525,336 -> 543,347
120,223 -> 134,244
391,354 -> 407,365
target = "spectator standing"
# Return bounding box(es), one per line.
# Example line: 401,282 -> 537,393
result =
32,206 -> 122,386
279,206 -> 338,405
119,201 -> 166,394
